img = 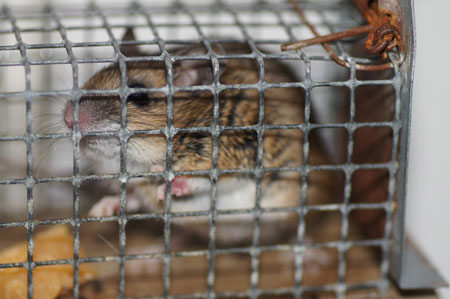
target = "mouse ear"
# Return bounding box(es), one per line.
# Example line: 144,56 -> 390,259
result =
120,28 -> 141,57
173,44 -> 227,87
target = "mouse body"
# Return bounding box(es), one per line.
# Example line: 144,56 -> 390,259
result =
61,30 -> 337,245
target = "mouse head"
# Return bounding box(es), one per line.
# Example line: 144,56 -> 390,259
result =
62,28 -> 224,167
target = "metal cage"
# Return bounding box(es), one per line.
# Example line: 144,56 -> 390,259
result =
0,0 -> 441,298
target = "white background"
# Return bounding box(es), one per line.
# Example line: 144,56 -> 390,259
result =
406,0 -> 450,298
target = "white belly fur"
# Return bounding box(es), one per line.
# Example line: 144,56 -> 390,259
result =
167,177 -> 298,245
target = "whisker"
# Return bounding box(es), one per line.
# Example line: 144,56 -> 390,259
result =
34,138 -> 70,177
33,113 -> 63,119
33,121 -> 65,135
97,234 -> 120,254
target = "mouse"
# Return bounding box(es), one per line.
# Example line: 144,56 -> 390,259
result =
60,29 -> 338,246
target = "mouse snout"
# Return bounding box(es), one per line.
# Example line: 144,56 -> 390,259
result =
63,102 -> 91,132
64,103 -> 74,129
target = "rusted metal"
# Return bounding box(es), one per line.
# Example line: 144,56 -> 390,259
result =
281,24 -> 373,51
281,0 -> 404,71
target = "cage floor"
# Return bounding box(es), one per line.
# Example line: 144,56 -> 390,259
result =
2,216 -> 437,299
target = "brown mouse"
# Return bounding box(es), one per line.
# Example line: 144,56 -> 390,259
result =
61,29 -> 338,245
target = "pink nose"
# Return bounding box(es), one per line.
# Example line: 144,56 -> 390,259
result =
64,104 -> 74,129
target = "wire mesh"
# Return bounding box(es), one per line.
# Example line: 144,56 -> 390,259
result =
0,0 -> 409,298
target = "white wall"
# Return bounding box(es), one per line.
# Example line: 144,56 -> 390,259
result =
406,1 -> 450,298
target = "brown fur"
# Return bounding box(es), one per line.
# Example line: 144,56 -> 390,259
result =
74,33 -> 339,245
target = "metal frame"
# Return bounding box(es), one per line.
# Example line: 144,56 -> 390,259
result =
0,0 -> 440,298
389,0 -> 447,290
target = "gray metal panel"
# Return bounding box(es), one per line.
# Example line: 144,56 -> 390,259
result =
389,0 -> 448,290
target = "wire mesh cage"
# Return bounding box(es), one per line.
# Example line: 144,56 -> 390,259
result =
0,0 -> 423,298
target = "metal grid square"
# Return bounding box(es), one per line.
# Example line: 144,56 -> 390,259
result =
0,0 -> 413,298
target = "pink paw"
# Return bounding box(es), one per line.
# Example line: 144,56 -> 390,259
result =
171,176 -> 192,196
88,196 -> 141,217
88,196 -> 120,217
157,176 -> 192,200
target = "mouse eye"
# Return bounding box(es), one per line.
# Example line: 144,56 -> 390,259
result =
127,83 -> 151,107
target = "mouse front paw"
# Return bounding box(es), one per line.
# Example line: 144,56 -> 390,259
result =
157,176 -> 193,200
88,195 -> 141,217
